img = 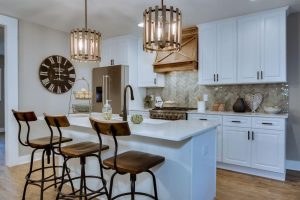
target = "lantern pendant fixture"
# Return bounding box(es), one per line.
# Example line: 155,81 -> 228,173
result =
70,0 -> 101,62
143,0 -> 182,52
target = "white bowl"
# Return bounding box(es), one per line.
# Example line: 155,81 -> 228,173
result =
264,106 -> 282,114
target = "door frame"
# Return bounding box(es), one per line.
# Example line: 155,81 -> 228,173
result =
0,15 -> 19,167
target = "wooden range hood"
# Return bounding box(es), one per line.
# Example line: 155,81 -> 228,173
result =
153,27 -> 198,73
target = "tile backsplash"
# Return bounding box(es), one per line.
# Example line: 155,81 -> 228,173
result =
146,71 -> 289,113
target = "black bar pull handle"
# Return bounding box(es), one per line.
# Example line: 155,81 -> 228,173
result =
231,120 -> 241,123
252,131 -> 254,140
248,131 -> 250,140
262,122 -> 273,125
214,74 -> 216,82
199,119 -> 208,121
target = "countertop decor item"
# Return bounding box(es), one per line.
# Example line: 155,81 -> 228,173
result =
155,96 -> 164,108
163,100 -> 177,108
68,77 -> 92,115
233,97 -> 246,113
39,55 -> 75,94
131,114 -> 143,124
143,0 -> 182,52
70,0 -> 101,62
264,106 -> 282,114
245,93 -> 263,112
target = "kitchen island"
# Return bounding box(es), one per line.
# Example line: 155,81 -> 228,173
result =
62,114 -> 218,200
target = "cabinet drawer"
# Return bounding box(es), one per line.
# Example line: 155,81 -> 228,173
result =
252,117 -> 285,130
223,116 -> 251,127
188,114 -> 222,125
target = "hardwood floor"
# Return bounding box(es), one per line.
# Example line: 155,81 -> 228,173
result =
1,133 -> 300,199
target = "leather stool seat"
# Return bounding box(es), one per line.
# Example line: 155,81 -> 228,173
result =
61,142 -> 109,157
27,136 -> 72,148
104,150 -> 165,174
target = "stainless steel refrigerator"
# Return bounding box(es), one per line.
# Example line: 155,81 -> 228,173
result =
92,65 -> 129,114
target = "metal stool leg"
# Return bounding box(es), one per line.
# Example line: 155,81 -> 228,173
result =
130,174 -> 136,200
147,170 -> 159,200
51,149 -> 58,188
56,158 -> 68,200
65,162 -> 75,193
22,148 -> 38,200
97,156 -> 109,199
109,172 -> 118,200
40,149 -> 46,200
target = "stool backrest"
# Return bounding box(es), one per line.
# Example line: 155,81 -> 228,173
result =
89,118 -> 131,137
89,117 -> 131,172
44,114 -> 70,153
12,109 -> 37,147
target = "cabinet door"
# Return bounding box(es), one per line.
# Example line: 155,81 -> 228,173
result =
237,14 -> 261,83
217,19 -> 237,84
198,23 -> 217,85
223,126 -> 251,167
137,38 -> 165,87
260,10 -> 286,83
251,129 -> 285,173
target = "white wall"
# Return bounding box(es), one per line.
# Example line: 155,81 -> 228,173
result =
18,20 -> 95,156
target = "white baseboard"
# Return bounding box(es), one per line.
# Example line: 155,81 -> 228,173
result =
17,152 -> 43,165
217,162 -> 286,181
286,160 -> 300,171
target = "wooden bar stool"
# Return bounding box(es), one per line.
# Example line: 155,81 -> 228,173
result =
12,109 -> 73,200
90,118 -> 165,200
44,114 -> 109,200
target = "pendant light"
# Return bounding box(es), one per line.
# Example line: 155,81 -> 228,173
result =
143,0 -> 182,52
70,0 -> 101,62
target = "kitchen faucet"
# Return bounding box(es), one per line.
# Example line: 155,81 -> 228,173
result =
123,85 -> 134,121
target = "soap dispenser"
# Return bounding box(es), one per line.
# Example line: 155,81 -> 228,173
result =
102,100 -> 112,120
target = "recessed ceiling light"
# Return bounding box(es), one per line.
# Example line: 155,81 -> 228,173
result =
249,0 -> 257,2
138,22 -> 144,28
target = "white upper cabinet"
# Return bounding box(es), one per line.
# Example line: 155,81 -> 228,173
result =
137,38 -> 165,87
198,23 -> 217,84
260,10 -> 286,82
199,18 -> 237,85
217,19 -> 237,84
237,14 -> 261,83
198,7 -> 288,85
237,7 -> 287,83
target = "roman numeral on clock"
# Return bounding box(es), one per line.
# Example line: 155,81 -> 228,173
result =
42,78 -> 50,85
48,57 -> 55,64
68,66 -> 74,71
42,63 -> 50,69
57,86 -> 61,94
40,71 -> 48,76
69,74 -> 76,78
68,80 -> 73,85
48,84 -> 55,92
57,56 -> 62,64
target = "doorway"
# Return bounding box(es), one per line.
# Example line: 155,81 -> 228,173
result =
0,26 -> 4,165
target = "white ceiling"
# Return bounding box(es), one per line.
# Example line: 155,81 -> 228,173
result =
0,0 -> 299,38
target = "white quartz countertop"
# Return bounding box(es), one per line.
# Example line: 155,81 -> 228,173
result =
187,110 -> 288,119
67,114 -> 218,142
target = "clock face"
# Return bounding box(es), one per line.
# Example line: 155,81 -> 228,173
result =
39,55 -> 76,94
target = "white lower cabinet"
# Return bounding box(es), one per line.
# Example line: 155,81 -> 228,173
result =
188,113 -> 286,179
223,127 -> 251,167
251,129 -> 285,173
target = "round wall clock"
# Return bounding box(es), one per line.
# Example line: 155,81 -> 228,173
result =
39,55 -> 76,94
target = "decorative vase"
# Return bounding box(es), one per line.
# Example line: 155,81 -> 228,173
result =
233,98 -> 246,113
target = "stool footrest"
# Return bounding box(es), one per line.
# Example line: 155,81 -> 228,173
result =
112,192 -> 156,200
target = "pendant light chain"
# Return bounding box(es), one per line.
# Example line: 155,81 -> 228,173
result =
85,0 -> 87,30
